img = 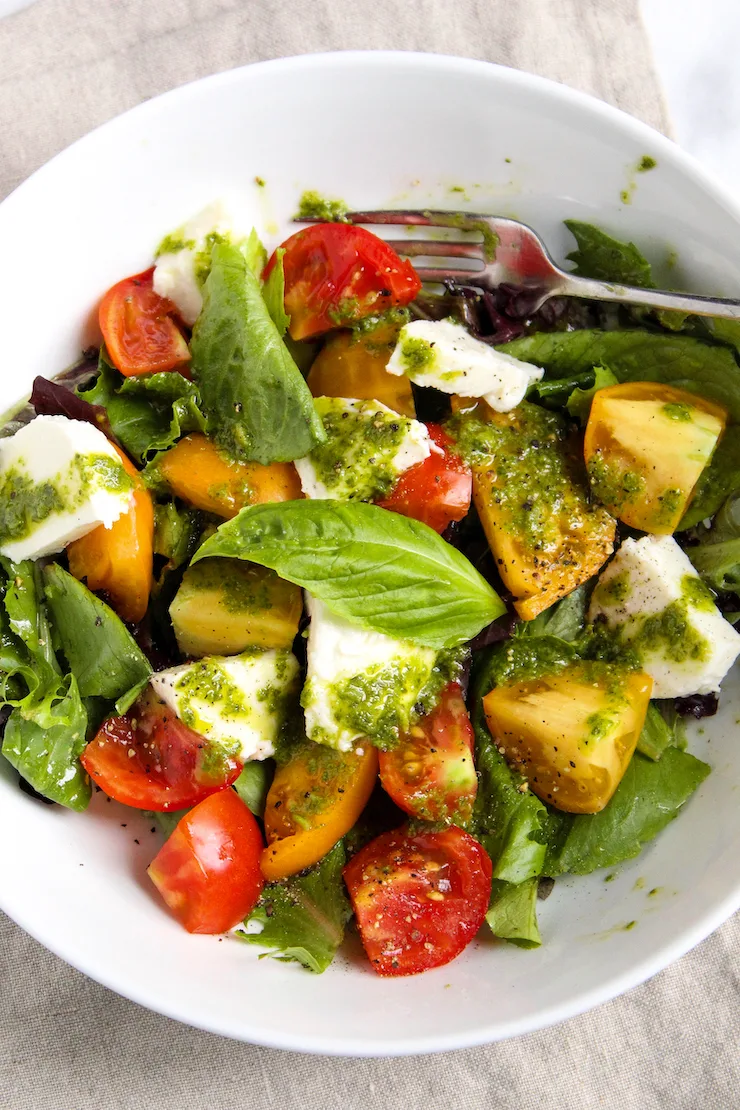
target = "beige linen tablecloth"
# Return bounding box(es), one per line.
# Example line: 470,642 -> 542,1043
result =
1,2 -> 738,1107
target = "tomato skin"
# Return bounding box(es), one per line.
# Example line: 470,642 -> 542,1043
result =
148,789 -> 264,933
377,424 -> 472,533
81,693 -> 243,811
261,743 -> 378,881
266,224 -> 422,340
378,683 -> 477,824
99,268 -> 190,377
343,825 -> 492,976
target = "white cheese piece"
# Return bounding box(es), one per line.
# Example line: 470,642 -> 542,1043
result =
152,199 -> 252,325
294,397 -> 435,502
589,534 -> 740,698
0,415 -> 133,562
301,594 -> 437,751
386,318 -> 544,411
150,648 -> 299,762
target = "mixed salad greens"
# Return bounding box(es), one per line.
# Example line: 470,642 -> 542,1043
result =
1,197 -> 739,976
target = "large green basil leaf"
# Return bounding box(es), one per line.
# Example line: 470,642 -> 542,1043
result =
564,220 -> 654,286
190,241 -> 323,464
43,564 -> 151,700
500,330 -> 740,420
193,500 -> 505,649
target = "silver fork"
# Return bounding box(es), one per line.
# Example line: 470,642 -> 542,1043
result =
301,210 -> 740,321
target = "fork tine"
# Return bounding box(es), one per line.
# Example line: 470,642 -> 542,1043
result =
384,239 -> 485,261
345,210 -> 438,226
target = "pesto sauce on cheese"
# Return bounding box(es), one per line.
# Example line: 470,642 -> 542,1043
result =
0,453 -> 132,546
306,398 -> 417,501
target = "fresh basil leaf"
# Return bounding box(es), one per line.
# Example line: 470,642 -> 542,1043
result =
500,330 -> 740,420
516,586 -> 588,644
263,247 -> 290,337
238,841 -> 351,973
527,369 -> 597,409
193,500 -> 505,649
486,878 -> 541,948
565,220 -> 654,287
233,761 -> 273,818
565,365 -> 619,423
114,676 -> 151,716
545,749 -> 709,876
636,702 -> 682,761
191,241 -> 323,464
43,564 -> 151,700
2,674 -> 90,810
79,350 -> 206,462
153,501 -> 201,572
681,429 -> 740,530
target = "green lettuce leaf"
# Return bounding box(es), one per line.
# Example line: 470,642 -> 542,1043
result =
238,841 -> 351,973
564,220 -> 686,330
42,564 -> 151,700
565,365 -> 619,422
516,586 -> 588,644
544,749 -> 709,876
500,330 -> 740,420
486,878 -> 542,948
2,674 -> 90,810
191,241 -> 323,464
680,428 -> 740,530
153,501 -> 201,573
79,351 -> 206,462
0,559 -> 59,703
636,702 -> 686,761
686,490 -> 740,590
194,500 -> 505,649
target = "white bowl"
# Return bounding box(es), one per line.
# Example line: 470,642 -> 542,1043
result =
1,52 -> 740,1057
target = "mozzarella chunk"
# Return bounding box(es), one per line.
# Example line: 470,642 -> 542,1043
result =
301,594 -> 437,751
295,397 -> 435,501
150,648 -> 299,762
387,318 -> 544,411
589,534 -> 740,698
0,415 -> 133,561
152,199 -> 252,325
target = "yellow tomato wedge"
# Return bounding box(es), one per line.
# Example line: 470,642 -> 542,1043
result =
584,382 -> 727,534
67,445 -> 154,624
483,662 -> 653,813
156,433 -> 302,518
456,401 -> 615,620
307,325 -> 415,416
261,743 -> 378,881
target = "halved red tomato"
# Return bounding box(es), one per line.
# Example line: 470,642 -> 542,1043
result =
148,789 -> 264,933
99,267 -> 190,377
343,825 -> 492,976
377,424 -> 472,533
378,683 -> 477,824
265,223 -> 422,340
81,690 -> 243,811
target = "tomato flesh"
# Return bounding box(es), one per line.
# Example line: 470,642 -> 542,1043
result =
377,424 -> 472,533
343,825 -> 492,976
81,691 -> 243,811
148,789 -> 264,933
267,223 -> 422,340
99,267 -> 190,377
378,683 -> 477,824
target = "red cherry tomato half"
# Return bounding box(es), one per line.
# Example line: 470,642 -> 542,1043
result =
343,825 -> 492,976
378,683 -> 478,824
148,789 -> 264,933
266,223 -> 422,340
81,691 -> 243,811
99,267 -> 190,377
377,424 -> 472,533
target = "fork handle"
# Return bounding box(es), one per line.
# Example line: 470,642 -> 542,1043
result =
558,273 -> 740,321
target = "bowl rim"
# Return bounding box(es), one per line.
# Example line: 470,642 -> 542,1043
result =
3,49 -> 740,1056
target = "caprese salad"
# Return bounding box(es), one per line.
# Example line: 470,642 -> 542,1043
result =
1,196 -> 738,976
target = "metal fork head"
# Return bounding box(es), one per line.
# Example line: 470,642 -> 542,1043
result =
296,209 -> 567,305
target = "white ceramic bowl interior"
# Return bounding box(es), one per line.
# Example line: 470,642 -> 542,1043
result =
1,53 -> 740,1056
